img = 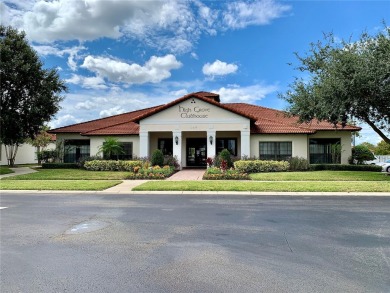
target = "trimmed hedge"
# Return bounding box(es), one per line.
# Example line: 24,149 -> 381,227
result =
84,160 -> 143,171
41,163 -> 79,169
234,160 -> 289,173
309,164 -> 382,172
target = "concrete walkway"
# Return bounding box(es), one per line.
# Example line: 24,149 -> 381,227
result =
103,180 -> 148,193
0,167 -> 37,179
103,169 -> 205,192
166,169 -> 205,181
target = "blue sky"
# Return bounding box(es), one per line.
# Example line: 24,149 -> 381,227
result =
2,0 -> 389,144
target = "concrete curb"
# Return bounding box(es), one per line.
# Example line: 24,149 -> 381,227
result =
2,190 -> 390,196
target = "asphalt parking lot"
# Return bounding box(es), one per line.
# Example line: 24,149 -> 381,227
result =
1,193 -> 389,292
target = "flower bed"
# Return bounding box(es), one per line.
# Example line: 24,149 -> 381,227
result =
203,167 -> 250,180
125,165 -> 175,179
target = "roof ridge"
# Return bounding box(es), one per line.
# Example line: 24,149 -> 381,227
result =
132,92 -> 258,122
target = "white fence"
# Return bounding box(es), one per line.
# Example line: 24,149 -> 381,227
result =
374,155 -> 390,163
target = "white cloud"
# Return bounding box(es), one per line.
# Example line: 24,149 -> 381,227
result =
202,60 -> 238,76
191,52 -> 199,60
81,54 -> 182,85
49,114 -> 81,129
169,89 -> 188,97
66,74 -> 107,90
100,106 -> 125,118
223,0 -> 291,29
355,123 -> 383,145
32,44 -> 86,71
3,0 -> 290,53
75,100 -> 97,110
214,84 -> 278,103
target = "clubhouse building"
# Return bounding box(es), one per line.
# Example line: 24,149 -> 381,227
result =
49,91 -> 360,168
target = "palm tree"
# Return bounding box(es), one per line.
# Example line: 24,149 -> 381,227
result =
98,137 -> 124,160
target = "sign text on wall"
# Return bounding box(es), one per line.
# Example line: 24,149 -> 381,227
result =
179,105 -> 210,118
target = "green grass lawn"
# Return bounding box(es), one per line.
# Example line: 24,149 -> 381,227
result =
2,168 -> 130,180
133,180 -> 390,192
0,166 -> 14,175
249,171 -> 390,181
0,180 -> 121,191
1,168 -> 389,192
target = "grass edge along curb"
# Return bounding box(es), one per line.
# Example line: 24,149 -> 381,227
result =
0,180 -> 122,191
133,180 -> 390,193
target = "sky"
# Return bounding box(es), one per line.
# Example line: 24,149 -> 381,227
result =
1,0 -> 389,145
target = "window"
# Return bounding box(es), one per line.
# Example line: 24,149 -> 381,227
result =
64,140 -> 90,163
158,139 -> 173,156
216,138 -> 237,156
259,142 -> 292,161
309,138 -> 341,164
103,142 -> 133,160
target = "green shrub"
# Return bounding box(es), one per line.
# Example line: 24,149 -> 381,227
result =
352,145 -> 375,164
41,163 -> 79,169
77,155 -> 103,168
219,149 -> 233,168
84,160 -> 142,171
37,149 -> 57,163
163,155 -> 180,169
309,164 -> 382,172
151,149 -> 164,166
288,157 -> 309,171
234,160 -> 290,173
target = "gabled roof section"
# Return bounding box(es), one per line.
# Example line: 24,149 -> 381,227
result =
49,92 -> 361,136
132,91 -> 257,122
223,103 -> 361,133
49,105 -> 161,135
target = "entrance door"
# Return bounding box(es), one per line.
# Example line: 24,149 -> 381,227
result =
186,138 -> 207,167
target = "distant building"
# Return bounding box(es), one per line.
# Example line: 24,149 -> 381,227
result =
0,135 -> 56,166
49,91 -> 360,168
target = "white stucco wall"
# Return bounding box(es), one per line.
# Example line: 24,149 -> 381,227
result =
140,98 -> 250,133
250,134 -> 308,159
140,98 -> 251,167
250,131 -> 353,164
0,142 -> 55,165
56,134 -> 140,158
89,136 -> 140,158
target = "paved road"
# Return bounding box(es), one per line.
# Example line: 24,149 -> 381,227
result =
1,193 -> 389,292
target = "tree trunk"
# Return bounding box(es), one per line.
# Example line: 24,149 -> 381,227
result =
363,118 -> 390,144
4,144 -> 19,167
37,146 -> 41,165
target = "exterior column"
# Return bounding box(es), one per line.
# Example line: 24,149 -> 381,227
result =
207,130 -> 216,161
241,130 -> 250,158
172,131 -> 182,169
139,131 -> 149,158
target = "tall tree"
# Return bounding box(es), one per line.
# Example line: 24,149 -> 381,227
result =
375,140 -> 390,155
0,26 -> 66,166
280,24 -> 390,143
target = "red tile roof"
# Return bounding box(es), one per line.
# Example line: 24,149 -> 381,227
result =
49,92 -> 361,135
49,106 -> 161,135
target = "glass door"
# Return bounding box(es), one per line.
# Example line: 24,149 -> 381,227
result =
186,138 -> 207,167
